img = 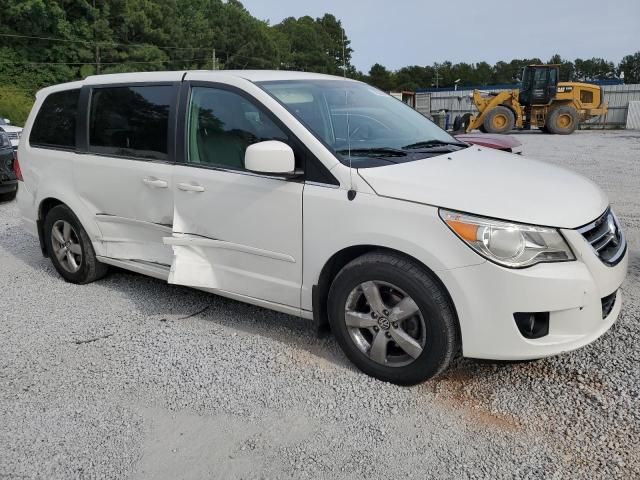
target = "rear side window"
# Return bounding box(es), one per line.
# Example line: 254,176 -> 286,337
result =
89,85 -> 173,161
30,89 -> 80,149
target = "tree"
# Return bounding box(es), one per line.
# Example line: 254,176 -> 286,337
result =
316,14 -> 353,75
473,62 -> 493,85
618,51 -> 640,84
273,14 -> 355,75
0,0 -> 634,111
493,58 -> 542,84
367,63 -> 394,91
275,16 -> 333,72
574,57 -> 615,81
548,54 -> 575,81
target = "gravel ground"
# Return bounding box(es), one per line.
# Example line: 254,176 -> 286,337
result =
0,130 -> 638,479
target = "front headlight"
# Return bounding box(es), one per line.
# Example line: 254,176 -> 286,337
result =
439,209 -> 575,268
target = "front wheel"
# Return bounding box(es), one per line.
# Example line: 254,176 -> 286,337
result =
44,205 -> 108,284
328,252 -> 459,385
483,106 -> 515,134
546,106 -> 578,134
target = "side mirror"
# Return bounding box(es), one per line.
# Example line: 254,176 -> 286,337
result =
4,118 -> 10,125
244,141 -> 296,176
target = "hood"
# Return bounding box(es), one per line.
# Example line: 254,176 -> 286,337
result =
0,125 -> 22,133
358,146 -> 608,229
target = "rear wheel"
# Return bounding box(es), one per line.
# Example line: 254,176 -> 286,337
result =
328,252 -> 459,385
546,106 -> 578,134
44,205 -> 108,284
483,106 -> 515,134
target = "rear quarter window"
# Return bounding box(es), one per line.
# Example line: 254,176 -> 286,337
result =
88,85 -> 173,161
30,89 -> 80,150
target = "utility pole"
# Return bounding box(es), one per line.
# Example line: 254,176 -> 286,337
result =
434,70 -> 442,89
93,0 -> 100,74
212,49 -> 217,70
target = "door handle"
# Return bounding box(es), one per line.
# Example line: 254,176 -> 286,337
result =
177,182 -> 205,192
142,177 -> 169,188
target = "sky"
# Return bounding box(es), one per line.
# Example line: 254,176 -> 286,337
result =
238,0 -> 640,72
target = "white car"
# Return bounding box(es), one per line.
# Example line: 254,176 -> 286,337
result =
0,118 -> 23,149
15,71 -> 627,384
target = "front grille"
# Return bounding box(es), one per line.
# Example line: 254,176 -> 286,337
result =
6,132 -> 19,140
577,209 -> 626,266
601,291 -> 617,319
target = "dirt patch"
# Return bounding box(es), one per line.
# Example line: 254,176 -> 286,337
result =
425,364 -> 521,433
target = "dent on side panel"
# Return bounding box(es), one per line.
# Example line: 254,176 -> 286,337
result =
164,234 -> 301,305
95,214 -> 174,265
166,244 -> 222,288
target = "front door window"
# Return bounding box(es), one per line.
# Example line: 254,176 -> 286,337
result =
187,87 -> 290,170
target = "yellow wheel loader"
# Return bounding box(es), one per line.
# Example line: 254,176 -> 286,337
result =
457,65 -> 608,135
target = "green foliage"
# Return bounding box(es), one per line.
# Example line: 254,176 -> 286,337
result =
574,57 -> 616,81
548,54 -> 575,81
274,14 -> 353,74
618,51 -> 640,84
0,86 -> 34,125
367,63 -> 394,91
0,0 -> 634,101
0,0 -> 356,91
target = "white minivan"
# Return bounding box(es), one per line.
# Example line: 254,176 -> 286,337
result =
16,71 -> 627,384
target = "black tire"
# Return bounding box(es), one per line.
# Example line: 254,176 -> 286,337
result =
460,113 -> 472,132
546,106 -> 578,135
327,251 -> 459,385
452,115 -> 463,132
478,124 -> 487,133
483,106 -> 515,134
43,205 -> 108,284
0,189 -> 17,202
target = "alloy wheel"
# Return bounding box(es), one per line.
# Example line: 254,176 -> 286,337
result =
344,281 -> 427,367
51,220 -> 82,273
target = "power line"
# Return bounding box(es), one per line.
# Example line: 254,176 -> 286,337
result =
0,32 -> 210,51
0,58 -> 211,66
0,32 -> 279,66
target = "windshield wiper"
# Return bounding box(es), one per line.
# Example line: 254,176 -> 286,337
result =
336,147 -> 407,157
402,139 -> 468,150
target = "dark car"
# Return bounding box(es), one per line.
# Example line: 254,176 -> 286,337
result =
0,130 -> 17,202
454,132 -> 523,154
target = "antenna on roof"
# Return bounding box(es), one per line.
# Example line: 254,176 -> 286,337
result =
342,27 -> 356,201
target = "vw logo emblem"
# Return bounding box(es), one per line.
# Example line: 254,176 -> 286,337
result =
377,317 -> 391,330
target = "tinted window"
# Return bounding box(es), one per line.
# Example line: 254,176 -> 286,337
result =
187,87 -> 289,170
30,89 -> 80,149
89,85 -> 173,160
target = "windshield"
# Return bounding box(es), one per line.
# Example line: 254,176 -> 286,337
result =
257,79 -> 465,167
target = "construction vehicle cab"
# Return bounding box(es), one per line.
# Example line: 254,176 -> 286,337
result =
519,65 -> 558,105
459,64 -> 607,135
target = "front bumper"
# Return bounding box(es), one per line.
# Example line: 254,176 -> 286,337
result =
439,228 -> 628,360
